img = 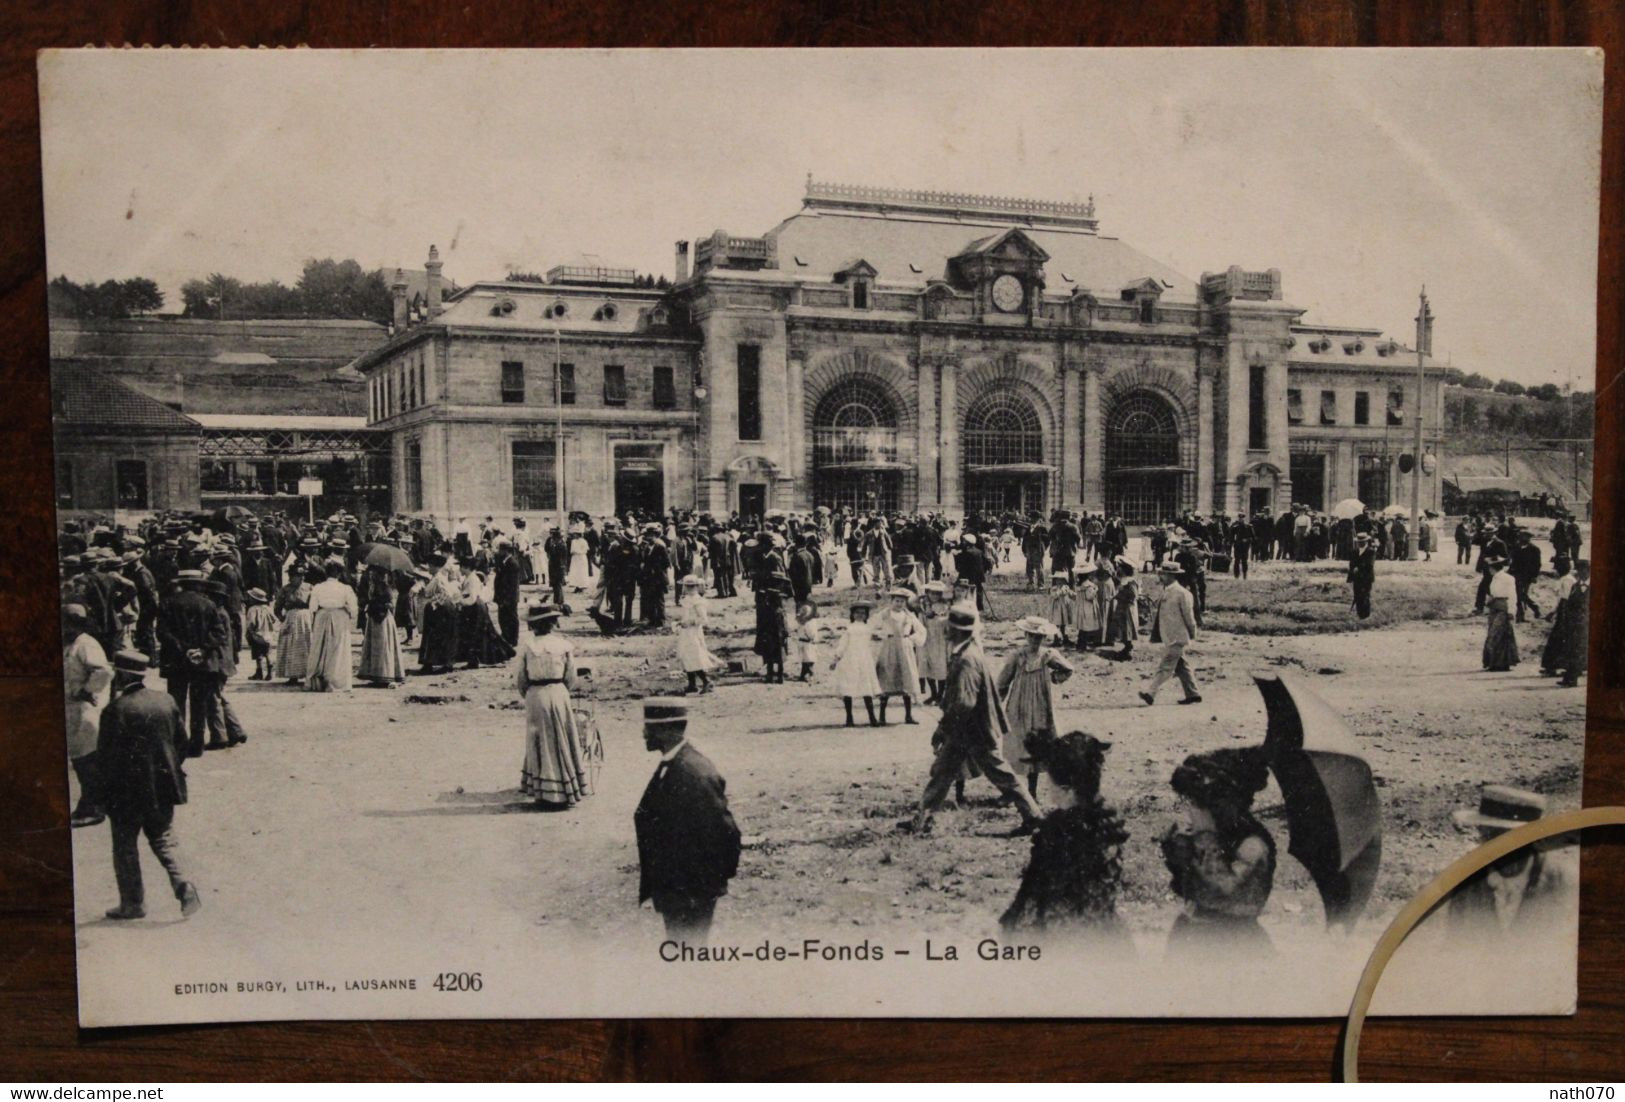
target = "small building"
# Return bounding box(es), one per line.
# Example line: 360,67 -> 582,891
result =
49,314 -> 392,518
52,362 -> 201,519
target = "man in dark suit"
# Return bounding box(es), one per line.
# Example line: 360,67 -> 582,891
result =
634,698 -> 742,944
1510,529 -> 1544,623
788,533 -> 822,606
707,526 -> 734,598
492,538 -> 525,646
1347,532 -> 1377,620
544,527 -> 570,609
639,525 -> 672,627
98,649 -> 202,920
157,570 -> 231,757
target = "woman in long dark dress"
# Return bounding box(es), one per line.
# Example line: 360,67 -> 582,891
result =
1159,747 -> 1277,956
1000,731 -> 1132,946
414,558 -> 462,674
457,560 -> 516,669
1555,559 -> 1590,687
753,571 -> 790,682
1482,556 -> 1520,672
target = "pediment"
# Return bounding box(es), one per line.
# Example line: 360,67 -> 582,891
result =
954,228 -> 1050,264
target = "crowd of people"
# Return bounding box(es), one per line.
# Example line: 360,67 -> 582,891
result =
58,497 -> 1587,940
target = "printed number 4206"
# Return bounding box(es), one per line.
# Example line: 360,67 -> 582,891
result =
433,972 -> 483,992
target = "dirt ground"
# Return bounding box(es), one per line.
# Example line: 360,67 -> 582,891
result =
69,541 -> 1587,995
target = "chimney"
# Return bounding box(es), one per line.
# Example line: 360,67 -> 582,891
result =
391,268 -> 409,331
425,245 -> 443,319
675,240 -> 690,283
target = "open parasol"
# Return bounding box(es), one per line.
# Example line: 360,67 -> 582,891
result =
1329,498 -> 1366,520
1254,671 -> 1383,930
1379,503 -> 1409,518
359,542 -> 415,575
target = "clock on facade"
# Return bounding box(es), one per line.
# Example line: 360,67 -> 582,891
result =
990,274 -> 1025,313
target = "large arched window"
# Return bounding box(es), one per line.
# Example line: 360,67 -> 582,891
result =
1104,389 -> 1187,523
811,375 -> 902,512
1105,391 -> 1181,470
963,386 -> 1043,468
815,377 -> 899,430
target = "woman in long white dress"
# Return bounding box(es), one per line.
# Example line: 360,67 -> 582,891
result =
830,599 -> 882,727
567,527 -> 592,591
674,575 -> 719,693
305,562 -> 357,692
514,605 -> 592,807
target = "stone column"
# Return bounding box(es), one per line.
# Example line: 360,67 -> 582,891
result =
786,350 -> 806,508
1266,358 -> 1291,502
1060,359 -> 1082,509
938,356 -> 960,513
1082,361 -> 1105,510
1197,362 -> 1217,512
915,356 -> 938,508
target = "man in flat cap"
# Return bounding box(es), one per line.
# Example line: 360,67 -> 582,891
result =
912,604 -> 1043,834
98,650 -> 202,920
634,698 -> 742,944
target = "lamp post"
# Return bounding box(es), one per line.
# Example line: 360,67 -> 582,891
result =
1409,288 -> 1433,560
693,380 -> 708,513
553,327 -> 565,534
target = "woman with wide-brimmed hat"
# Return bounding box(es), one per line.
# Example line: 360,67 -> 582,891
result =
996,616 -> 1073,798
999,731 -> 1131,944
515,604 -> 592,807
1159,747 -> 1276,956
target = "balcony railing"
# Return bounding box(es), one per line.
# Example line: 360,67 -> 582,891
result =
812,427 -> 904,468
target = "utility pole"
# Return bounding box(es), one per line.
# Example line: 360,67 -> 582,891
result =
553,327 -> 566,534
1409,288 -> 1432,560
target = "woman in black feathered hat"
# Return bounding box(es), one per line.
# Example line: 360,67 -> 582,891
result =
1158,746 -> 1277,955
999,731 -> 1131,945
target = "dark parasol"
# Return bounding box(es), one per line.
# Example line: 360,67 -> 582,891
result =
358,542 -> 415,576
1254,670 -> 1383,930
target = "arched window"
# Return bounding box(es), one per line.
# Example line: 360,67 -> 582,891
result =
812,376 -> 902,512
1105,392 -> 1180,470
962,387 -> 1043,467
814,377 -> 899,430
1104,390 -> 1187,523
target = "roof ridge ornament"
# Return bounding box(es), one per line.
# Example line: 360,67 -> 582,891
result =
804,178 -> 1098,232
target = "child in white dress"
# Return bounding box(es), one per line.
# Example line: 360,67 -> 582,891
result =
830,599 -> 882,727
792,603 -> 821,682
674,575 -> 718,694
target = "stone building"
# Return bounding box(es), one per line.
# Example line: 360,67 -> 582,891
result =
355,181 -> 1444,523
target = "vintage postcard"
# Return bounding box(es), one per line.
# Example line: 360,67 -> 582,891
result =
40,47 -> 1599,1024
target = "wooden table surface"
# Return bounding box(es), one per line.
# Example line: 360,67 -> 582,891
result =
1,1 -> 1622,1080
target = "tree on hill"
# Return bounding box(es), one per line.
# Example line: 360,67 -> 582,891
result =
1460,372 -> 1495,390
1493,379 -> 1526,396
1528,383 -> 1562,401
296,258 -> 391,322
48,275 -> 165,319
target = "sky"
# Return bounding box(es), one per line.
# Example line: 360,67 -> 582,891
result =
38,48 -> 1602,388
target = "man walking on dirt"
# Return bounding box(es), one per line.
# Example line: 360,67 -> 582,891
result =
1140,562 -> 1202,706
911,605 -> 1043,834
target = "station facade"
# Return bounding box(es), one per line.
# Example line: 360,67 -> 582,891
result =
354,181 -> 1444,524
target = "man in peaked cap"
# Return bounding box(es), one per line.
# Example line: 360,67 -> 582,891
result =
911,604 -> 1043,834
633,697 -> 742,945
